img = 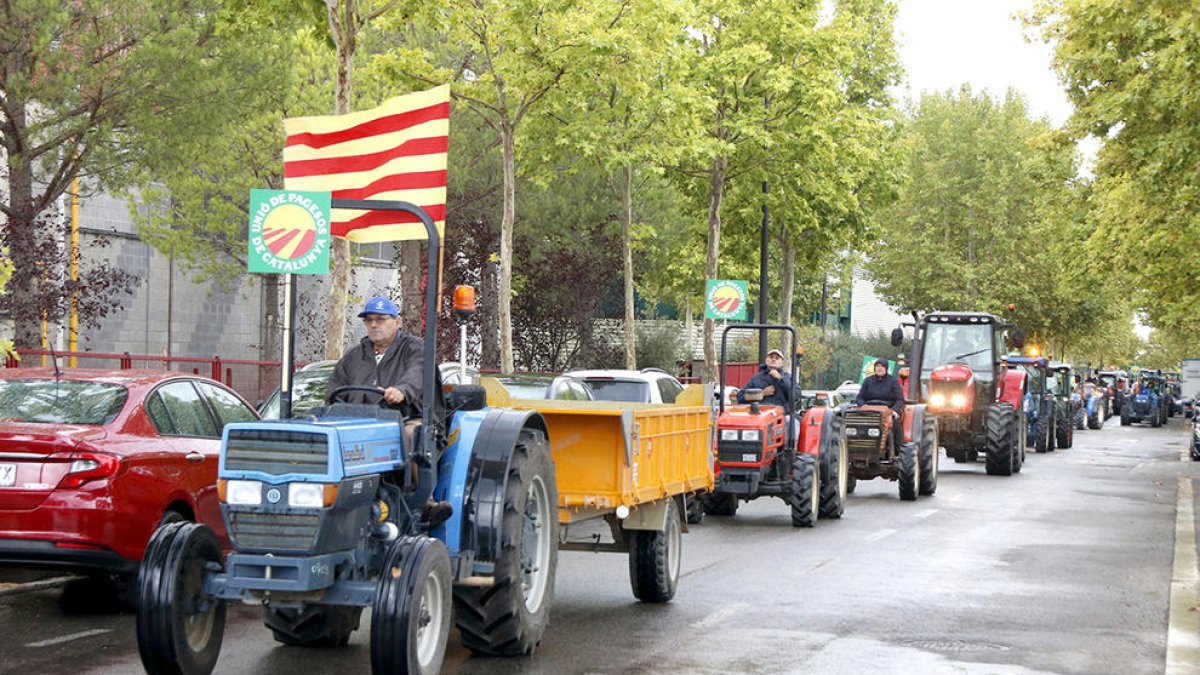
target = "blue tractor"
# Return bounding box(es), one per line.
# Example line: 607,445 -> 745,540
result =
1005,356 -> 1054,452
135,201 -> 558,675
1123,370 -> 1167,427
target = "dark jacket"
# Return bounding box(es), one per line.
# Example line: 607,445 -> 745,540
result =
856,373 -> 905,414
328,332 -> 425,415
737,363 -> 794,409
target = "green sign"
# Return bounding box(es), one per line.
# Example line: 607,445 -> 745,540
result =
705,280 -> 748,321
859,356 -> 897,383
248,190 -> 331,274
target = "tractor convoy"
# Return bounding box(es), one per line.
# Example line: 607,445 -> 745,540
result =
128,203 -> 1159,675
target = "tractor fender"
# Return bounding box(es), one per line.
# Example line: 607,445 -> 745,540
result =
999,369 -> 1026,410
799,406 -> 831,457
903,404 -> 927,444
456,408 -> 549,569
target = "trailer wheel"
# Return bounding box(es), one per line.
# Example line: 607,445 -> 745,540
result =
454,428 -> 557,656
264,605 -> 362,647
818,414 -> 848,519
628,498 -> 682,603
898,442 -> 919,501
370,536 -> 451,675
701,492 -> 738,516
1120,407 -> 1131,426
846,475 -> 857,494
918,417 -> 938,496
985,404 -> 1015,476
789,453 -> 819,528
136,522 -> 226,675
685,494 -> 705,525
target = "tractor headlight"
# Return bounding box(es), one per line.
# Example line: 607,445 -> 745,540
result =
742,429 -> 760,442
225,479 -> 263,506
288,482 -> 337,509
720,429 -> 739,441
930,393 -> 947,407
867,428 -> 881,438
950,393 -> 967,408
845,427 -> 858,436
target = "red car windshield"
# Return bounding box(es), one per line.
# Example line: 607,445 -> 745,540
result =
0,379 -> 128,425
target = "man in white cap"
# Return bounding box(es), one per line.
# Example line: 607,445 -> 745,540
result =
737,348 -> 794,409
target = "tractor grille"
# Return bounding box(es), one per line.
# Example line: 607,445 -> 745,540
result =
717,441 -> 761,464
225,429 -> 329,476
843,410 -> 884,455
228,510 -> 320,551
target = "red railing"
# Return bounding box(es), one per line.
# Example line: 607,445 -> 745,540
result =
4,349 -> 287,403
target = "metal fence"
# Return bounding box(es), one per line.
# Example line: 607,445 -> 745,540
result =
4,349 -> 286,404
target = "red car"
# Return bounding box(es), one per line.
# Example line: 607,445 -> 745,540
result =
0,368 -> 257,599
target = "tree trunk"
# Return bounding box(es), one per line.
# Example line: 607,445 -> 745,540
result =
321,0 -> 356,360
398,242 -> 422,335
622,164 -> 636,369
702,156 -> 729,383
498,123 -> 516,374
777,234 -> 795,328
7,98 -> 42,349
481,256 -> 499,369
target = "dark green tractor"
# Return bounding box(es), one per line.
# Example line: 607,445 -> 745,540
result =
1047,362 -> 1075,449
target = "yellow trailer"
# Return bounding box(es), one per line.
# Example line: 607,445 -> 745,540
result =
480,378 -> 713,602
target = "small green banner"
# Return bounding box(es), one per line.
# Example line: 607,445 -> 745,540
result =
248,190 -> 331,274
705,280 -> 748,321
859,356 -> 897,383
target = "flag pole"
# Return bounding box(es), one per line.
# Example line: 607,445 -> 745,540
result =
280,273 -> 296,418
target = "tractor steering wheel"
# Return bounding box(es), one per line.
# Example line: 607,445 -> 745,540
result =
326,386 -> 390,407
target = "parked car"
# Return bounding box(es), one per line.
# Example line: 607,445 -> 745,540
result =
0,368 -> 258,606
259,360 -> 479,419
800,389 -> 848,409
834,380 -> 861,400
497,374 -> 595,401
566,368 -> 685,403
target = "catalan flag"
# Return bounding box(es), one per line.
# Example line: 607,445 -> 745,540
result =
282,85 -> 450,243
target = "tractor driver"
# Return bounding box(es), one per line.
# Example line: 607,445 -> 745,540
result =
856,358 -> 906,451
737,348 -> 795,409
328,295 -> 451,529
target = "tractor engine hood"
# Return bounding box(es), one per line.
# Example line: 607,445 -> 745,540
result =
928,364 -> 976,411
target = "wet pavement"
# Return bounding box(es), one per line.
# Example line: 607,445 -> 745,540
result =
2,415 -> 1195,674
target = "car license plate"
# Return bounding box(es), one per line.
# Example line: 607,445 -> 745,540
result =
0,463 -> 15,487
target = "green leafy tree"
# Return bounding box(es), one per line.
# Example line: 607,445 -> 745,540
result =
0,0 -> 284,348
1029,0 -> 1200,344
867,87 -> 1102,343
376,0 -> 624,373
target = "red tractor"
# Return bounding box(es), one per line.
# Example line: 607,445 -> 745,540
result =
891,311 -> 1027,476
701,324 -> 848,527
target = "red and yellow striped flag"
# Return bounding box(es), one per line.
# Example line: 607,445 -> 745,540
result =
282,84 -> 450,243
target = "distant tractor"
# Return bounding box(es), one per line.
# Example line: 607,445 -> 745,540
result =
1006,356 -> 1054,452
1097,370 -> 1127,417
703,324 -> 848,527
1123,371 -> 1167,427
890,312 -> 1027,476
1047,362 -> 1076,449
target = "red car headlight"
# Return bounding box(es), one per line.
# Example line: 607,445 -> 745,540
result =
51,451 -> 127,489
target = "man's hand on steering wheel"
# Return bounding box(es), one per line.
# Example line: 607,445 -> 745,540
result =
382,386 -> 406,406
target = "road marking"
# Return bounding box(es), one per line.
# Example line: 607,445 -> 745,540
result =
1166,475 -> 1200,674
25,629 -> 111,648
692,603 -> 750,630
913,509 -> 937,519
864,528 -> 897,542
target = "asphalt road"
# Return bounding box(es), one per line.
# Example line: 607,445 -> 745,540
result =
2,415 -> 1196,675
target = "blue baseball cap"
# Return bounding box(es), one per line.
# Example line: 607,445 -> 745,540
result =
357,296 -> 399,318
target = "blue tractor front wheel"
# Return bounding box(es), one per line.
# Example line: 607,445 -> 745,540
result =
136,522 -> 227,675
370,536 -> 453,675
